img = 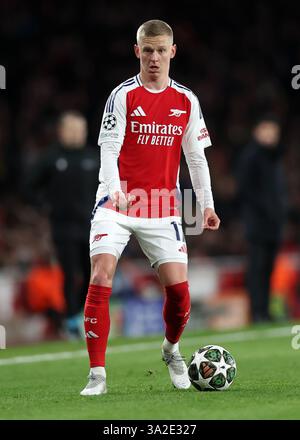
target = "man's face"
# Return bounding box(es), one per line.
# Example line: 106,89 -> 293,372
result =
134,35 -> 176,79
253,121 -> 281,148
58,115 -> 87,148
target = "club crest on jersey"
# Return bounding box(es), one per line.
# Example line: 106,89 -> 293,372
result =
102,113 -> 117,130
169,109 -> 187,117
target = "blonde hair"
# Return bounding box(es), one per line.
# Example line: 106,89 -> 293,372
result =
136,19 -> 173,44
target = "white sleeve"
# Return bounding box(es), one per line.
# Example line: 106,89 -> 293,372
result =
98,87 -> 127,145
183,146 -> 215,211
182,93 -> 214,211
182,93 -> 212,151
100,141 -> 122,198
98,87 -> 127,198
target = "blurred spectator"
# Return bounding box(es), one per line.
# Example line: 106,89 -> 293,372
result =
270,252 -> 300,320
24,111 -> 99,338
21,250 -> 66,338
236,115 -> 288,322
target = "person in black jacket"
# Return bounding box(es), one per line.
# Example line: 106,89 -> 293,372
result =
26,111 -> 99,337
236,115 -> 287,323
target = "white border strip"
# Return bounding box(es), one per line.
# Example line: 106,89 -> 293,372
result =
0,326 -> 291,366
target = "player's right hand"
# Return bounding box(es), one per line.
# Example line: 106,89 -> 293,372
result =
112,191 -> 136,210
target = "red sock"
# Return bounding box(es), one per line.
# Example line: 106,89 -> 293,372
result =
163,281 -> 191,344
84,284 -> 112,367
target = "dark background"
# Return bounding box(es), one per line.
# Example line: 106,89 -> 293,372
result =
0,0 -> 300,264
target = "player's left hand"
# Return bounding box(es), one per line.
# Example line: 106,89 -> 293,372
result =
203,208 -> 220,230
112,191 -> 136,210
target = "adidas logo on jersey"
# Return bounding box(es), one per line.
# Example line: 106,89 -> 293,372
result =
131,106 -> 146,117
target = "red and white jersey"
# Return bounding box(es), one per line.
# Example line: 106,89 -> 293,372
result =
96,74 -> 212,218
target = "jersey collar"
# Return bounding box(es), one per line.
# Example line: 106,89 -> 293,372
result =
136,74 -> 172,91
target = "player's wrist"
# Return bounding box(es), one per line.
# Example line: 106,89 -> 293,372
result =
204,206 -> 215,213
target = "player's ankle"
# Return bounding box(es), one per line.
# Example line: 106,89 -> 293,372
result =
162,337 -> 179,353
91,366 -> 106,378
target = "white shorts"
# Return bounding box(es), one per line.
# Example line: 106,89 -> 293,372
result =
90,208 -> 188,269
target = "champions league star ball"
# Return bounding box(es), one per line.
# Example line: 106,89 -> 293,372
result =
188,345 -> 237,391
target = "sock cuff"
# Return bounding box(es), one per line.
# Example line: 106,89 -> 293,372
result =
89,284 -> 112,294
165,280 -> 189,295
87,284 -> 112,304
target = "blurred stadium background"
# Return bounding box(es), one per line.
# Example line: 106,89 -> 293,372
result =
1,0 -> 300,346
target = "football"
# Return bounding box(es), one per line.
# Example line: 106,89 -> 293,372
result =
187,345 -> 237,391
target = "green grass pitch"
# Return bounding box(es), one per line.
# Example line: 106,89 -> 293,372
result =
0,323 -> 299,420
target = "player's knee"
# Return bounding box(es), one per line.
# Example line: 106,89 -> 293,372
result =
90,255 -> 116,286
90,268 -> 114,286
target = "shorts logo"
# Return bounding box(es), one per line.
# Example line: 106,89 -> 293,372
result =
197,128 -> 209,141
178,244 -> 187,253
103,113 -> 117,130
169,109 -> 187,117
92,233 -> 108,243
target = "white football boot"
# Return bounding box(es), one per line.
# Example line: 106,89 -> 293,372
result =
162,349 -> 191,390
80,371 -> 107,396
